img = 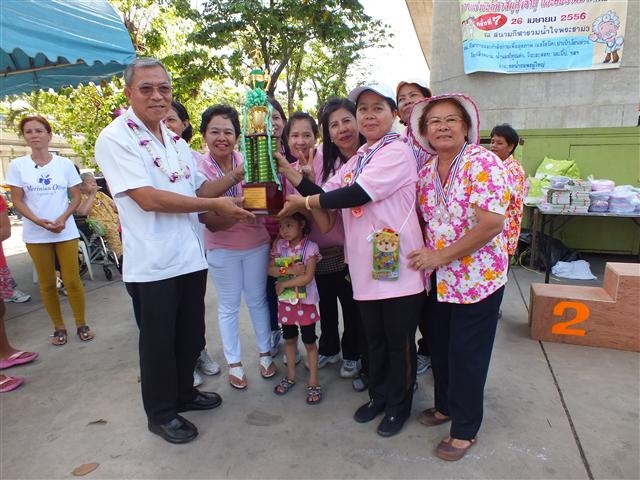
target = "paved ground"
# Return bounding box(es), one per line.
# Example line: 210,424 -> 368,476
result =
1,220 -> 638,479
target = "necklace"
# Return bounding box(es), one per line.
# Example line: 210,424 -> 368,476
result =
125,114 -> 190,183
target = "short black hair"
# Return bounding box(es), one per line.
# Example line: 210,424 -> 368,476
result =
171,100 -> 193,142
200,105 -> 241,138
490,123 -> 520,156
285,212 -> 310,235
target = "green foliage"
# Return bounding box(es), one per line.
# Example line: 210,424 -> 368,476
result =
1,0 -> 389,161
2,81 -> 127,168
190,0 -> 389,113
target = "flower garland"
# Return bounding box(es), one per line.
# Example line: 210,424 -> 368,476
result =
125,115 -> 190,183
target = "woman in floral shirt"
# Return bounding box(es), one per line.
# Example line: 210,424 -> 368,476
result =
407,94 -> 510,461
490,124 -> 526,257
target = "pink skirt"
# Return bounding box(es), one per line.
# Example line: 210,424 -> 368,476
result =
278,302 -> 320,327
0,265 -> 13,300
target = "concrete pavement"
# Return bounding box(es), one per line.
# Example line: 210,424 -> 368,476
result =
1,221 -> 638,479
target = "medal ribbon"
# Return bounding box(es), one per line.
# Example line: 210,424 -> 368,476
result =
434,142 -> 467,208
351,132 -> 400,184
209,154 -> 239,197
287,237 -> 309,262
409,137 -> 429,171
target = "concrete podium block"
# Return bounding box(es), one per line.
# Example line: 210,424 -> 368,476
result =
529,263 -> 640,352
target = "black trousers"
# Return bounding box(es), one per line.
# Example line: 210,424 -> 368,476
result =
315,267 -> 360,360
125,269 -> 207,425
357,292 -> 424,418
416,295 -> 431,357
426,279 -> 504,440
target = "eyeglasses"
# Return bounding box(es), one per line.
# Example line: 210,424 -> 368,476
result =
135,84 -> 172,96
425,116 -> 463,129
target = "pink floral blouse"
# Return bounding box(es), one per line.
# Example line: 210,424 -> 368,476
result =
417,144 -> 510,304
503,155 -> 526,256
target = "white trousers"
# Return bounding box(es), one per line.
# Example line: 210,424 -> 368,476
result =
207,244 -> 271,364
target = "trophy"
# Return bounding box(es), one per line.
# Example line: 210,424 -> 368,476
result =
240,65 -> 283,213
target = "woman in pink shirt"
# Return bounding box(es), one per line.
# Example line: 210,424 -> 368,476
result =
278,84 -> 425,438
197,105 -> 277,390
408,94 -> 510,461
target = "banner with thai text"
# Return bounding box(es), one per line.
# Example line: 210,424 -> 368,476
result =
459,0 -> 628,74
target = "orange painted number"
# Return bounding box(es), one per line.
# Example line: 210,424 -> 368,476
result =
551,301 -> 589,336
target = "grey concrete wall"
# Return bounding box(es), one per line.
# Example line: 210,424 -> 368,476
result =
429,0 -> 639,130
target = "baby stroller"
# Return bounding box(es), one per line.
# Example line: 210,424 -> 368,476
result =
75,215 -> 121,280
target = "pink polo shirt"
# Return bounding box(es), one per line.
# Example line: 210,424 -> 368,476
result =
196,151 -> 270,251
323,137 -> 425,301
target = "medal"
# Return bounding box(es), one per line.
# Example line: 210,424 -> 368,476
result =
433,143 -> 466,224
433,205 -> 451,223
351,206 -> 363,217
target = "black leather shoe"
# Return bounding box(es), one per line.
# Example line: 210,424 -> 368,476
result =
376,413 -> 408,437
178,391 -> 223,412
148,415 -> 198,444
353,400 -> 385,423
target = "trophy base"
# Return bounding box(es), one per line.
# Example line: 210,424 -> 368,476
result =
243,182 -> 284,214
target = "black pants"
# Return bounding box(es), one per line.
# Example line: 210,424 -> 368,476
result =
266,275 -> 279,332
315,267 -> 360,360
357,292 -> 424,418
126,269 -> 207,425
426,279 -> 504,440
416,295 -> 431,356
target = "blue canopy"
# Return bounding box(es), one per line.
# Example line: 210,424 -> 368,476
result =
0,0 -> 136,97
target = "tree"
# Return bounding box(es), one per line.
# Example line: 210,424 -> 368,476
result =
186,0 -> 389,113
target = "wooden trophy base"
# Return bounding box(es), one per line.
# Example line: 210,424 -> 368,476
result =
242,182 -> 284,214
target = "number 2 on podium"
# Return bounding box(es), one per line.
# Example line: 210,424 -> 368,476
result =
551,301 -> 589,336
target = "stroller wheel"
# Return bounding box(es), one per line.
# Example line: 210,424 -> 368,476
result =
104,267 -> 113,281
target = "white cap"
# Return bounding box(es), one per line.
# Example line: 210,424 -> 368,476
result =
348,83 -> 397,109
407,93 -> 480,155
396,79 -> 432,100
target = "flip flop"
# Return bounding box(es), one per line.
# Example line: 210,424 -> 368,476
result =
0,351 -> 39,370
259,355 -> 277,379
228,365 -> 248,390
0,374 -> 24,393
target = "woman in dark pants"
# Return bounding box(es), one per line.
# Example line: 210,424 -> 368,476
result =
407,93 -> 510,461
278,84 -> 425,438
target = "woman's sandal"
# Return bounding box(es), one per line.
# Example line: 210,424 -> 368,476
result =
259,355 -> 277,379
0,374 -> 24,393
306,384 -> 322,405
418,407 -> 451,427
435,437 -> 477,461
229,365 -> 248,390
274,377 -> 295,396
50,329 -> 68,346
77,325 -> 95,342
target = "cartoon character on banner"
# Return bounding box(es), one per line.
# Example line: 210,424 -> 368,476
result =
589,10 -> 624,64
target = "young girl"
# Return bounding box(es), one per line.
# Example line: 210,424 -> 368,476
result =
268,213 -> 322,404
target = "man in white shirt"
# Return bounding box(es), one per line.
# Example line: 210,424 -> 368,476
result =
95,58 -> 254,444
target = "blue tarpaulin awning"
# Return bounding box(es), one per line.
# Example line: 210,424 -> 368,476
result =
0,0 -> 136,96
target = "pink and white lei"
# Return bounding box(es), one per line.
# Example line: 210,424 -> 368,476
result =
125,115 -> 191,183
